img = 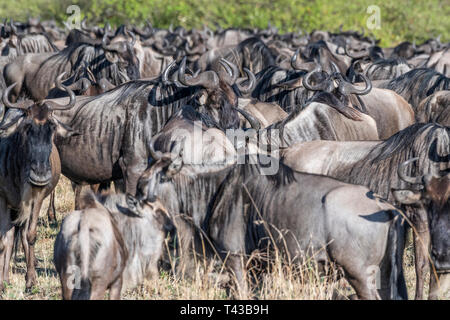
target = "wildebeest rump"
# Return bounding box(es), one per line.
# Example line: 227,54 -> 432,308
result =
54,191 -> 172,299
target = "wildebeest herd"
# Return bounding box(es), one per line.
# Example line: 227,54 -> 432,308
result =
0,17 -> 448,300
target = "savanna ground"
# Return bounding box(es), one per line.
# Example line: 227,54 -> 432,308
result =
0,176 -> 431,300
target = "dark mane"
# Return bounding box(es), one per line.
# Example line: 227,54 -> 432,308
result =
50,42 -> 137,86
179,105 -> 219,129
384,68 -> 450,109
233,155 -> 296,188
337,123 -> 450,202
223,37 -> 276,74
252,65 -> 311,113
365,57 -> 411,80
369,123 -> 445,161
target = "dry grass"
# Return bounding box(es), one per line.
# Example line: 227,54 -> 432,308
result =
0,176 -> 439,300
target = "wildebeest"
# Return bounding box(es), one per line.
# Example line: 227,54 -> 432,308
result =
347,57 -> 412,82
416,90 -> 450,126
393,158 -> 450,299
54,191 -> 172,299
380,68 -> 450,111
32,57 -> 253,213
148,105 -> 239,167
218,37 -> 276,75
248,100 -> 379,153
3,33 -> 140,101
281,123 -> 450,299
0,75 -> 77,291
252,61 -> 413,138
425,47 -> 450,77
302,64 -> 414,139
136,154 -> 407,299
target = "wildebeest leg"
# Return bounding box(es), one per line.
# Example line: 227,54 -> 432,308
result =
20,220 -> 32,291
412,208 -> 430,300
24,197 -> 45,290
60,273 -> 74,300
71,182 -> 87,210
2,225 -> 15,286
0,199 -> 14,292
429,273 -> 450,300
109,276 -> 123,300
346,275 -> 381,300
46,191 -> 57,223
89,281 -> 108,300
227,254 -> 249,299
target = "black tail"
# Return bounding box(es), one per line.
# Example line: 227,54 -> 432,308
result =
387,211 -> 408,300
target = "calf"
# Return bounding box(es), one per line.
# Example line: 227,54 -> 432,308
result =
54,191 -> 172,300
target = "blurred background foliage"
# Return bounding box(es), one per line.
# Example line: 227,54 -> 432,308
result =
0,0 -> 448,47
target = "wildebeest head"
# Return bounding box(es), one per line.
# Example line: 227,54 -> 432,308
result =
136,146 -> 184,215
300,63 -> 372,120
125,193 -> 174,234
102,32 -> 140,81
1,74 -> 78,187
165,57 -> 257,130
393,158 -> 450,272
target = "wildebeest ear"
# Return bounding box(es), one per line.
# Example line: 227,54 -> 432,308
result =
392,189 -> 422,205
104,51 -> 119,64
55,119 -> 80,138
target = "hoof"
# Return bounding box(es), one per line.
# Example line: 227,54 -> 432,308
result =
25,276 -> 37,293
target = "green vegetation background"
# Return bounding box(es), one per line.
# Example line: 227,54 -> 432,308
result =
1,0 -> 449,47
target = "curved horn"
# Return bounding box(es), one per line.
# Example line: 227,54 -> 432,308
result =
81,17 -> 88,31
236,68 -> 256,94
162,60 -> 177,84
302,64 -> 329,91
127,30 -> 136,46
45,73 -> 76,110
10,18 -> 17,35
235,108 -> 261,130
330,61 -> 340,74
149,135 -> 163,162
398,157 -> 423,185
103,22 -> 112,36
178,57 -> 219,89
2,83 -> 33,110
184,41 -> 194,55
218,58 -> 239,85
291,49 -> 318,71
338,73 -> 372,95
290,49 -> 301,69
102,34 -> 127,53
345,44 -> 369,59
